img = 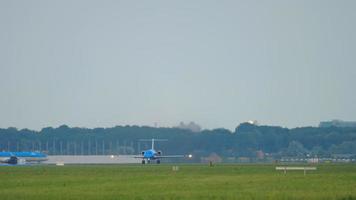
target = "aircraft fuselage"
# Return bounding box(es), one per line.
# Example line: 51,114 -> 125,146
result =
0,152 -> 48,164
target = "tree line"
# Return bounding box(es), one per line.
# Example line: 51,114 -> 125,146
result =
1,123 -> 356,159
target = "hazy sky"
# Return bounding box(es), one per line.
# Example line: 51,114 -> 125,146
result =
1,0 -> 355,130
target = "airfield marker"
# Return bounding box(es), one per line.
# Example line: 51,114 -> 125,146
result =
172,166 -> 179,171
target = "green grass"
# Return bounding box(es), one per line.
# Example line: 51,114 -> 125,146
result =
0,164 -> 356,200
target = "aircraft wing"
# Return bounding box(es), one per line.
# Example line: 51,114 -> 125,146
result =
128,154 -> 192,159
133,156 -> 144,159
155,155 -> 191,158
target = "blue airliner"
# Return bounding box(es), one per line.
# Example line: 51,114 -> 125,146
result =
134,139 -> 192,164
0,152 -> 48,165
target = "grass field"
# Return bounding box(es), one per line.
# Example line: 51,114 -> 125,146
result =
0,164 -> 356,200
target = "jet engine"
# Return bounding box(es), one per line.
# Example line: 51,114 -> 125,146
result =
157,151 -> 162,156
141,151 -> 145,155
7,156 -> 18,165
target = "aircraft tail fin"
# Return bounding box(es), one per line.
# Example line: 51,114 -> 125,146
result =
139,139 -> 168,150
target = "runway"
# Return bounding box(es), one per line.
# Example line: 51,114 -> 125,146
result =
44,155 -> 140,164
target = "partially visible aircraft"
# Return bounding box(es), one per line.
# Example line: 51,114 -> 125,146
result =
134,139 -> 192,164
0,152 -> 48,165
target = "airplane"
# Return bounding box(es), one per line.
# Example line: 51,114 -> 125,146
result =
134,139 -> 192,164
0,151 -> 48,165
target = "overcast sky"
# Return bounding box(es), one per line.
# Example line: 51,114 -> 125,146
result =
1,0 -> 355,130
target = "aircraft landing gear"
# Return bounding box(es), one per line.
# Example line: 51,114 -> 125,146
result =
147,159 -> 151,164
142,160 -> 145,164
156,160 -> 160,164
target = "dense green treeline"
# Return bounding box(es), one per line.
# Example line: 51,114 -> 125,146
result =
1,123 -> 356,158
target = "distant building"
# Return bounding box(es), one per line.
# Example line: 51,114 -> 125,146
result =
175,121 -> 202,132
319,120 -> 356,128
256,150 -> 265,159
246,120 -> 259,125
200,153 -> 222,163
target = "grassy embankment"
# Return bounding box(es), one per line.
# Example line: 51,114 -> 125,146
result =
0,164 -> 355,200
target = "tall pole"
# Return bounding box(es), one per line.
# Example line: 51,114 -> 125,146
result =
95,140 -> 98,155
130,141 -> 134,154
60,141 -> 63,155
53,140 -> 56,155
74,142 -> 77,155
109,141 -> 112,155
88,140 -> 91,155
102,140 -> 105,155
